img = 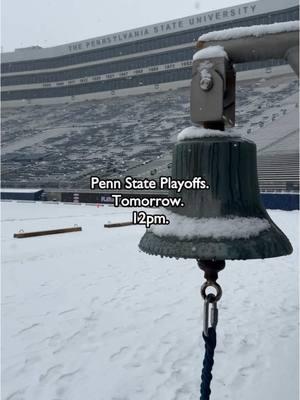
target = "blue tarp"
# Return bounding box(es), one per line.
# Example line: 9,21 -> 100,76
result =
261,193 -> 299,210
1,189 -> 44,201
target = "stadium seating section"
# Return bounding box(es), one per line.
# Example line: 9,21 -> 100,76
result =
2,72 -> 299,192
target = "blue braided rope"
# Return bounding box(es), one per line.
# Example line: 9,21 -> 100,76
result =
200,327 -> 217,400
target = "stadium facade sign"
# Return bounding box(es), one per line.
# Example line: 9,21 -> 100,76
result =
68,4 -> 257,53
1,0 -> 299,106
2,0 -> 298,62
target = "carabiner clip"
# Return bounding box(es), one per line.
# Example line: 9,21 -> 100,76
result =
203,293 -> 218,337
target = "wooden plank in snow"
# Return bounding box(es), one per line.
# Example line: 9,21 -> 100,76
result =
14,226 -> 82,238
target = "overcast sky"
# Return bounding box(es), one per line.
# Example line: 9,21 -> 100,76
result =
1,0 -> 251,52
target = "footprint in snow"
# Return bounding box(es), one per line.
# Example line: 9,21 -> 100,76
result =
58,308 -> 77,316
5,389 -> 26,400
39,364 -> 63,383
110,346 -> 130,361
56,368 -> 81,382
90,296 -> 99,305
16,323 -> 40,335
154,313 -> 171,323
124,361 -> 141,368
47,333 -> 62,347
237,337 -> 255,353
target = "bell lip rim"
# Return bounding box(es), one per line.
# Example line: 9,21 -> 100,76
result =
139,228 -> 293,261
175,136 -> 255,145
138,248 -> 293,261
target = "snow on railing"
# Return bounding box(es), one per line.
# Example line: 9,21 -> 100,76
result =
198,21 -> 300,42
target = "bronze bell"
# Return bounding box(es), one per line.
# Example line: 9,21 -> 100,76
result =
139,132 -> 293,260
139,44 -> 294,261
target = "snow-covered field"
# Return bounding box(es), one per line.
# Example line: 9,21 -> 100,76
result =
1,202 -> 299,400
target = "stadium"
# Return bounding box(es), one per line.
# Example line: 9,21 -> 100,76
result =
1,1 -> 299,399
1,0 -> 299,196
1,0 -> 299,106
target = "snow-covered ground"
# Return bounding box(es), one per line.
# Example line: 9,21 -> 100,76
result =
1,202 -> 299,400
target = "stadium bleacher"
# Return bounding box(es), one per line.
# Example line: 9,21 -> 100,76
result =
1,69 -> 299,192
